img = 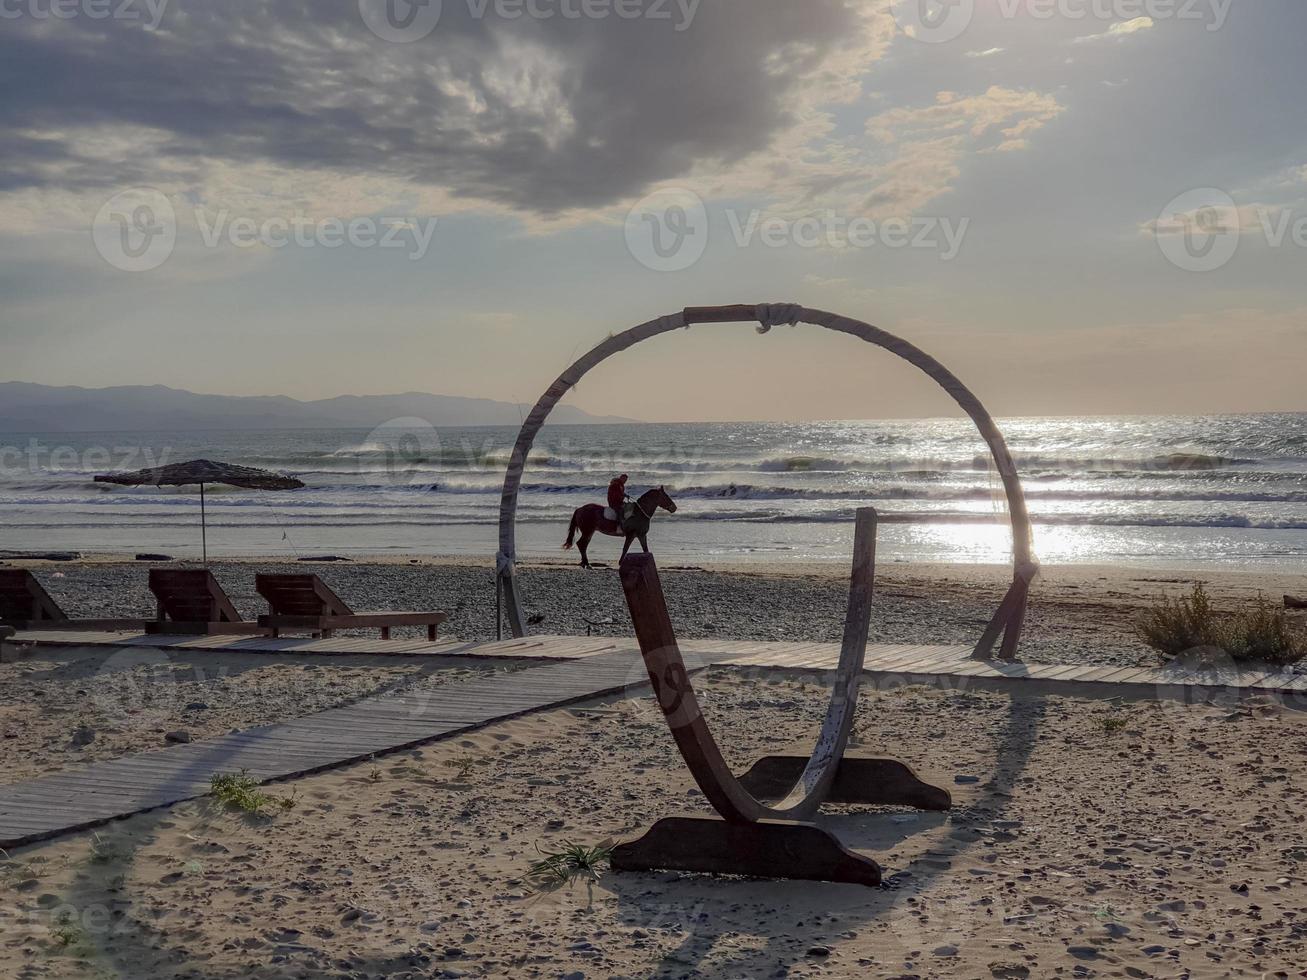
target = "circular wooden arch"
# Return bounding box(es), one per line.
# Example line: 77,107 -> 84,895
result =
496,304 -> 1037,660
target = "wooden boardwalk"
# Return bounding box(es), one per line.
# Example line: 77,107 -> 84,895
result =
4,630 -> 1305,847
0,648 -> 661,848
11,627 -> 1307,694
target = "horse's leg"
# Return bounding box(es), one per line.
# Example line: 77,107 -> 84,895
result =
638,533 -> 649,554
621,533 -> 634,559
579,529 -> 593,568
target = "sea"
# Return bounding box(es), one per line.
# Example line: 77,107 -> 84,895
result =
1,413 -> 1306,571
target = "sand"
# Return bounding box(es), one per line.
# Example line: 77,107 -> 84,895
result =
6,554 -> 1305,667
2,671 -> 1305,978
3,556 -> 1306,978
0,647 -> 513,784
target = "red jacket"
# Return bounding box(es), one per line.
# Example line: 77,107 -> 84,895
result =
607,477 -> 627,510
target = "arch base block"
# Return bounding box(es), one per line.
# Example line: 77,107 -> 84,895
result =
738,756 -> 952,812
610,816 -> 883,887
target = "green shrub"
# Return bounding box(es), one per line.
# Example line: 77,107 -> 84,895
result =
1137,583 -> 1223,659
1138,584 -> 1306,665
210,771 -> 274,814
1222,595 -> 1307,666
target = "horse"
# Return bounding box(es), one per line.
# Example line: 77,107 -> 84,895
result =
563,485 -> 677,569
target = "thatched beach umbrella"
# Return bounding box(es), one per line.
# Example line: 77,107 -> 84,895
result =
95,459 -> 305,563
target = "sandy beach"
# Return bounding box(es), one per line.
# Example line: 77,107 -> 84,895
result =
6,554 -> 1305,666
3,555 -> 1306,979
5,0 -> 1306,974
0,647 -> 515,785
2,669 -> 1305,979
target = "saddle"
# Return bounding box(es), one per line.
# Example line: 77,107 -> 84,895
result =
603,501 -> 639,530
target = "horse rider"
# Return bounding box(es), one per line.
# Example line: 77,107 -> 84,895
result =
606,473 -> 629,526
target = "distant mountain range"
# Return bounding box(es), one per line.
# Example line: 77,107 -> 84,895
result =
0,382 -> 633,432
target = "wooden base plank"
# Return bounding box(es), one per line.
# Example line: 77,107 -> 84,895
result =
611,816 -> 882,887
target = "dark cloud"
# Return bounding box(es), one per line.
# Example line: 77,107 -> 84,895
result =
0,0 -> 877,213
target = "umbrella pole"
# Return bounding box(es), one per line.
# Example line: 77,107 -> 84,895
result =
200,483 -> 207,565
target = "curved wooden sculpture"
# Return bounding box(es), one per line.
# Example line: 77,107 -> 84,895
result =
614,523 -> 944,885
496,303 -> 1038,886
496,303 -> 1036,659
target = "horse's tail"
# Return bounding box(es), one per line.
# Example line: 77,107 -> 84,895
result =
563,510 -> 579,550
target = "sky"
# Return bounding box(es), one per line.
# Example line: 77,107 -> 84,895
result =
1,0 -> 1305,423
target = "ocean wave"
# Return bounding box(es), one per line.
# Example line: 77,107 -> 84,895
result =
680,511 -> 1307,531
11,512 -> 1307,532
755,451 -> 1246,474
9,476 -> 1307,510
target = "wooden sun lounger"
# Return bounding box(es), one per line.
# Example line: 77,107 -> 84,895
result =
0,569 -> 144,631
255,573 -> 447,640
147,569 -> 268,636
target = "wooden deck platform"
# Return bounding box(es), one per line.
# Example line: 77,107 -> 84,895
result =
3,630 -> 1305,848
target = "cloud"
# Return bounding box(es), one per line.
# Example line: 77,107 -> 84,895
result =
856,87 -> 1064,208
0,0 -> 895,230
0,0 -> 1062,273
966,47 -> 1005,58
1074,16 -> 1155,43
673,83 -> 1063,232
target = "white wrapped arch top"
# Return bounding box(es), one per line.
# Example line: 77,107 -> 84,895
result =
496,304 -> 1036,660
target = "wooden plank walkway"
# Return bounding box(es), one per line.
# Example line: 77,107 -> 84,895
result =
11,628 -> 1307,694
5,630 -> 1306,848
8,629 -> 626,661
0,649 -> 655,848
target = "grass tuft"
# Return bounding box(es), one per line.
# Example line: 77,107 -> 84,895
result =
210,771 -> 275,815
446,757 -> 478,782
88,833 -> 124,865
51,911 -> 84,949
526,840 -> 614,890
